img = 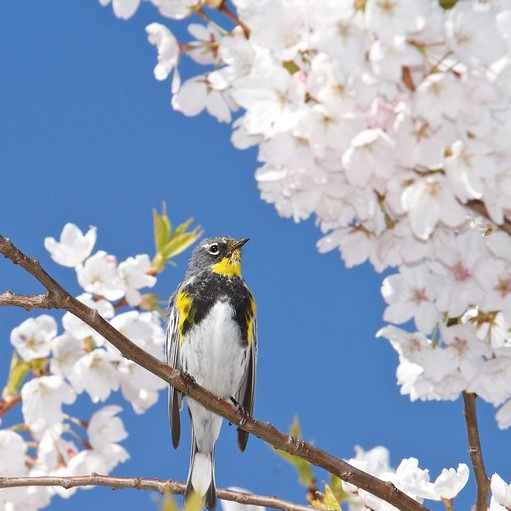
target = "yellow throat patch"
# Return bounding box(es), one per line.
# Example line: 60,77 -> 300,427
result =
212,250 -> 242,277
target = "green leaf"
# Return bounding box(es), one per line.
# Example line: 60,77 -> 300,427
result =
151,205 -> 202,274
3,352 -> 30,398
152,253 -> 167,274
275,417 -> 316,489
138,293 -> 161,312
173,217 -> 194,237
183,491 -> 203,511
160,495 -> 180,511
439,0 -> 457,9
161,231 -> 202,260
153,203 -> 171,253
310,484 -> 341,511
283,60 -> 299,75
30,357 -> 48,376
329,474 -> 350,504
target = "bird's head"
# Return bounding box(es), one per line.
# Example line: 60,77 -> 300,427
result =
187,236 -> 249,277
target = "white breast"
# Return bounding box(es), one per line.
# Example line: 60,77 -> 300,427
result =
180,301 -> 249,399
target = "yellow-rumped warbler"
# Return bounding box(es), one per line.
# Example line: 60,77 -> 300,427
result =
166,236 -> 257,510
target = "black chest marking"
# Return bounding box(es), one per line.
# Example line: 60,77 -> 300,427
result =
180,273 -> 255,345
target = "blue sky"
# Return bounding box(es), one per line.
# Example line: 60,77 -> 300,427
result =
0,2 -> 509,510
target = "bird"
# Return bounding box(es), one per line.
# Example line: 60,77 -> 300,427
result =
166,236 -> 257,510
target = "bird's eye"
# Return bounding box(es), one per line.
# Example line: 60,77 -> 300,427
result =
208,244 -> 220,255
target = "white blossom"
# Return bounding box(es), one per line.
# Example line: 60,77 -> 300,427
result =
172,74 -> 233,123
10,315 -> 57,361
109,311 -> 166,412
146,23 -> 181,92
392,457 -> 439,502
98,0 -> 140,19
118,254 -> 157,306
150,0 -> 202,20
496,399 -> 511,429
50,333 -> 85,379
0,430 -> 27,475
68,349 -> 121,402
221,488 -> 266,511
88,405 -> 128,452
62,293 -> 114,345
21,375 -> 76,427
44,223 -> 96,267
64,444 -> 129,476
76,251 -> 125,301
491,474 -> 511,509
445,2 -> 505,67
433,464 -> 469,500
381,264 -> 440,334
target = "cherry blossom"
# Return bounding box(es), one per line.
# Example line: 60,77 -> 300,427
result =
21,375 -> 76,427
50,333 -> 85,379
381,264 -> 440,334
433,463 -> 469,500
491,474 -> 511,510
87,405 -> 128,452
221,489 -> 266,511
109,311 -> 166,412
10,315 -> 57,361
146,23 -> 181,92
76,251 -> 125,301
68,349 -> 121,402
62,293 -> 114,344
98,0 -> 140,20
0,430 -> 27,475
118,254 -> 157,306
44,223 -> 96,268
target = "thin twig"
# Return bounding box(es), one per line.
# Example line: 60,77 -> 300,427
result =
217,1 -> 250,38
0,474 -> 311,511
462,392 -> 489,511
466,200 -> 511,237
0,394 -> 22,417
0,235 -> 429,511
402,66 -> 416,92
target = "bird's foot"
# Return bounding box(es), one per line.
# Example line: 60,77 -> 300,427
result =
230,397 -> 250,427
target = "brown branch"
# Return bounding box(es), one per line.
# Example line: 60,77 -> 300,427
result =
0,394 -> 21,416
0,235 -> 429,511
217,2 -> 251,38
0,474 -> 310,511
0,291 -> 55,311
462,392 -> 489,511
402,66 -> 416,92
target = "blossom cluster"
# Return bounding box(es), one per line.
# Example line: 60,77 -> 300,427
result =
100,0 -> 511,425
95,0 -> 511,508
343,446 -> 469,510
343,446 -> 511,511
1,224 -> 166,511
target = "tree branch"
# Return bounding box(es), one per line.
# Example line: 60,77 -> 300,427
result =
0,291 -> 55,311
0,474 -> 310,511
0,235 -> 429,511
462,392 -> 489,511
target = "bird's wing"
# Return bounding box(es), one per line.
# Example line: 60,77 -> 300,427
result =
236,301 -> 257,453
166,295 -> 183,449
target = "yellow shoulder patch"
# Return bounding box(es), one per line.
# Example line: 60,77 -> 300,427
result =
246,294 -> 257,345
176,291 -> 194,341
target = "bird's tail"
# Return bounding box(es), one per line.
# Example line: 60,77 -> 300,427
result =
184,430 -> 217,510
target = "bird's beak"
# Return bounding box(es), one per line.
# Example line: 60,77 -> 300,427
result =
228,238 -> 249,255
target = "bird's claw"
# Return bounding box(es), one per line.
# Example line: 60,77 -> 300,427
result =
230,396 -> 249,427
